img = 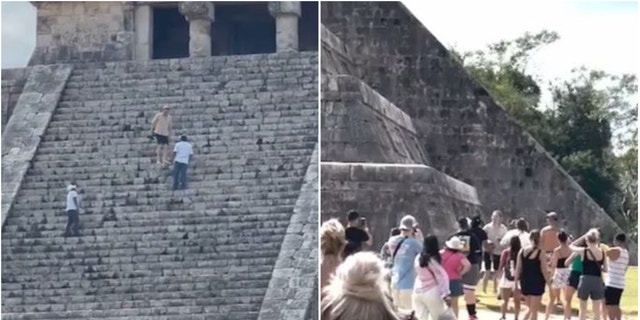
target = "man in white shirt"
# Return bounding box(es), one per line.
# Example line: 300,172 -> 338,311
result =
482,210 -> 507,293
173,135 -> 193,190
65,184 -> 81,237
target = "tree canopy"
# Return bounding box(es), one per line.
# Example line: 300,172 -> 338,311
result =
458,31 -> 638,240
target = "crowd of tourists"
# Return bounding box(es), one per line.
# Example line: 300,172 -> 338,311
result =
320,210 -> 630,320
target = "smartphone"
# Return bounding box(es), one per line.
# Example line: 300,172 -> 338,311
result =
360,217 -> 367,227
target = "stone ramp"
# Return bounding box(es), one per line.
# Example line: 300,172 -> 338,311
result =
321,162 -> 482,248
1,52 -> 317,319
1,65 -> 73,227
322,75 -> 428,165
1,68 -> 32,131
321,2 -> 635,259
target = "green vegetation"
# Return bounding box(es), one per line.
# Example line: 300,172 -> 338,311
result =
455,31 -> 638,240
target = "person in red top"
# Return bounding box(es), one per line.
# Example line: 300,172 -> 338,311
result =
440,236 -> 471,319
498,235 -> 522,320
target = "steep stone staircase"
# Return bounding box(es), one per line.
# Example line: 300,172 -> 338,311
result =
1,52 -> 318,319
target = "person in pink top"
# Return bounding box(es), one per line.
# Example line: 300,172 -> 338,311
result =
413,235 -> 451,320
440,236 -> 471,318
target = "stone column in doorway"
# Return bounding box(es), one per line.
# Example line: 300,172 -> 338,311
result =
268,2 -> 301,52
178,2 -> 214,57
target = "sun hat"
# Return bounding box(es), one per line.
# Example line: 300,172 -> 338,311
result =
445,236 -> 464,251
67,184 -> 77,192
398,215 -> 417,231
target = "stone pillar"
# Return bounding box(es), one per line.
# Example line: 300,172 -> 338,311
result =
134,4 -> 153,60
268,2 -> 301,52
178,2 -> 214,57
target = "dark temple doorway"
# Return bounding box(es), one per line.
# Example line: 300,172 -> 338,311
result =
152,5 -> 189,59
299,1 -> 318,51
213,2 -> 276,56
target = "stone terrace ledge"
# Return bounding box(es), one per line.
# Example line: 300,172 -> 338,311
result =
322,75 -> 429,164
323,75 -> 418,135
1,64 -> 73,226
320,25 -> 358,77
70,51 -> 318,72
321,162 -> 481,205
258,145 -> 318,320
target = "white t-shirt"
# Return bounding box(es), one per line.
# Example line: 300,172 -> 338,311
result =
66,190 -> 79,211
173,141 -> 193,164
500,229 -> 531,249
483,223 -> 508,255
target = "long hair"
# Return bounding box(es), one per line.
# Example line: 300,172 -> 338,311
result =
509,235 -> 522,261
321,252 -> 401,320
321,219 -> 346,256
530,229 -> 541,247
419,235 -> 441,267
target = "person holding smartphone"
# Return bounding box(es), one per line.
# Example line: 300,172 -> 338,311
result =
343,210 -> 373,258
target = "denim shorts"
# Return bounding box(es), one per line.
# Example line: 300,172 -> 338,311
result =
449,279 -> 464,297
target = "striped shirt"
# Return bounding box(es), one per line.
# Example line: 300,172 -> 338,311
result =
605,248 -> 629,289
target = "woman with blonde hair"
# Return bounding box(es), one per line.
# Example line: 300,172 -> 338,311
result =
322,251 -> 412,320
321,219 -> 347,297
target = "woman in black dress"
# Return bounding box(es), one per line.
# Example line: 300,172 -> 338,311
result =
514,230 -> 552,320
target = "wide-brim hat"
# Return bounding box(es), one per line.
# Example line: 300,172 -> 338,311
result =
445,236 -> 464,250
67,185 -> 76,192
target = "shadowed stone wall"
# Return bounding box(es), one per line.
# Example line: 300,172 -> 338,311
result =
322,75 -> 428,164
30,2 -> 134,65
321,162 -> 483,249
1,68 -> 32,132
321,2 -> 633,253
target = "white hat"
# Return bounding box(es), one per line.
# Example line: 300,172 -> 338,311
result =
398,215 -> 417,230
67,184 -> 76,192
445,236 -> 464,251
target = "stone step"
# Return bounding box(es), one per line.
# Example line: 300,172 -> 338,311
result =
11,194 -> 298,211
4,209 -> 291,229
18,178 -> 302,192
2,272 -> 270,291
2,252 -> 278,273
33,143 -> 311,156
1,304 -> 259,319
2,298 -> 260,319
2,239 -> 283,262
47,112 -> 315,126
2,312 -> 256,320
61,80 -> 315,94
35,138 -> 314,151
2,286 -> 266,306
55,100 -> 315,111
3,214 -> 291,233
2,212 -> 290,241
